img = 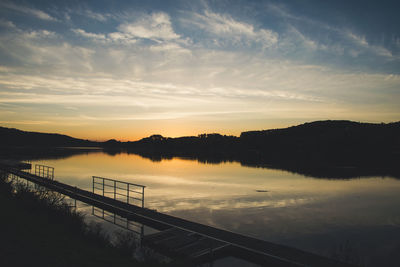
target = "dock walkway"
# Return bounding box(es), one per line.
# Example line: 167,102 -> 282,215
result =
1,164 -> 354,267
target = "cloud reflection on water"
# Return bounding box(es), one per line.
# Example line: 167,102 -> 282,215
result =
30,151 -> 400,266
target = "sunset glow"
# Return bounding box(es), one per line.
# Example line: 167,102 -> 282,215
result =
1,1 -> 399,140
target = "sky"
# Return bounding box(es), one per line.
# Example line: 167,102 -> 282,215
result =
0,0 -> 399,141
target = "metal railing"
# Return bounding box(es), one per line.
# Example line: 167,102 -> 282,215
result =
92,176 -> 145,208
35,164 -> 54,180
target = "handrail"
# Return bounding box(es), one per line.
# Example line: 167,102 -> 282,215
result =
35,164 -> 54,180
92,176 -> 145,208
93,176 -> 145,188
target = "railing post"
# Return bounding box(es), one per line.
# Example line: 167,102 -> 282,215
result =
102,177 -> 105,196
92,176 -> 94,193
142,186 -> 144,208
127,184 -> 129,204
114,180 -> 116,200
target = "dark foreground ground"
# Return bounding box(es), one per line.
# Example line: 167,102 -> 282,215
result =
0,178 -> 162,267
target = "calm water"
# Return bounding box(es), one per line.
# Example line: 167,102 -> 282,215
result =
31,151 -> 400,266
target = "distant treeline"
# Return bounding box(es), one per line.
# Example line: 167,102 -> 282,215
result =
107,120 -> 400,178
106,120 -> 400,164
2,120 -> 400,178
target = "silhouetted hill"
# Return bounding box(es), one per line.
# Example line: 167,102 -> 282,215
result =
0,126 -> 99,147
127,121 -> 400,163
124,120 -> 400,178
2,120 -> 400,178
239,120 -> 400,164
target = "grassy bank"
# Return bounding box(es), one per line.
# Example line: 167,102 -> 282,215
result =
0,173 -> 161,267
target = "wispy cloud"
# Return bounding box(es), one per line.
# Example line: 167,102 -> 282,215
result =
71,12 -> 183,46
1,2 -> 57,21
72,28 -> 106,41
64,7 -> 113,22
82,9 -> 109,21
149,43 -> 191,54
0,19 -> 17,29
282,25 -> 320,51
24,30 -> 57,39
184,10 -> 278,49
344,30 -> 395,59
118,12 -> 180,42
266,2 -> 398,61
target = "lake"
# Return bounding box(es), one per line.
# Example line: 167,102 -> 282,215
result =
31,150 -> 400,266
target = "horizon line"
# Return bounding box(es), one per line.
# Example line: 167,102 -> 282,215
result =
2,119 -> 399,143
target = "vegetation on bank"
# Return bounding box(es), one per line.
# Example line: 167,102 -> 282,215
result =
1,120 -> 400,178
124,120 -> 400,162
115,121 -> 400,179
0,172 -> 162,267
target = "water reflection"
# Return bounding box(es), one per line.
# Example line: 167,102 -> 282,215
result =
27,151 -> 400,266
5,146 -> 399,179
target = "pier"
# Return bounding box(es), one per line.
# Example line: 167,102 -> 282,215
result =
0,163 -> 354,267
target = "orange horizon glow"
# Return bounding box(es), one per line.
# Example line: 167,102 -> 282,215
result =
2,117 -> 399,142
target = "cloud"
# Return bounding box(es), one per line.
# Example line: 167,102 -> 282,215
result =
344,30 -> 394,59
346,32 -> 368,47
0,49 -> 398,108
185,10 -> 278,48
283,25 -> 319,51
72,28 -> 138,45
107,32 -> 137,44
0,20 -> 57,40
118,12 -> 180,42
66,7 -> 112,22
0,66 -> 15,72
24,30 -> 57,39
71,12 -> 183,46
1,2 -> 57,21
0,19 -> 17,29
266,3 -> 398,61
72,28 -> 106,41
0,27 -> 95,73
149,43 -> 191,54
83,9 -> 109,21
